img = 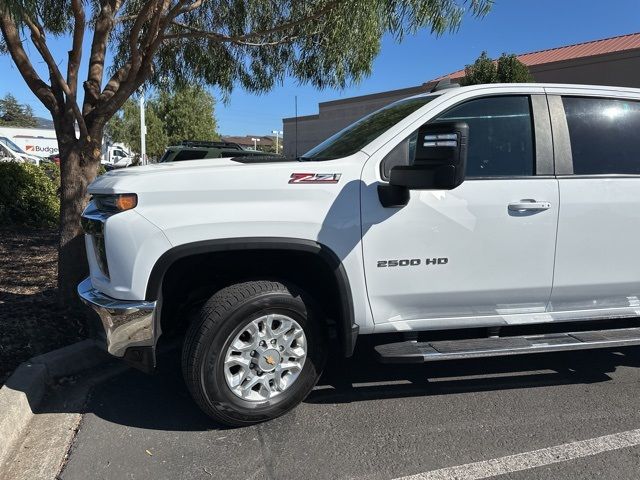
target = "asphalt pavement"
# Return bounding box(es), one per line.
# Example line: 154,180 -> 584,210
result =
57,344 -> 640,480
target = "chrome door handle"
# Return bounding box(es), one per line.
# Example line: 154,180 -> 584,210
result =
508,200 -> 551,212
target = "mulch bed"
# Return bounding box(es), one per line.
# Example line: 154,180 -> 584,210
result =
0,227 -> 86,384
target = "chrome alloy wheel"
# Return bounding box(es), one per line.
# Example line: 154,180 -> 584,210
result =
223,313 -> 307,402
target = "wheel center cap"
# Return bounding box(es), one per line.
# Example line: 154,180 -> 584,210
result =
258,349 -> 281,372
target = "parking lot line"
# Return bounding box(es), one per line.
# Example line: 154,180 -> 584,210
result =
393,428 -> 640,480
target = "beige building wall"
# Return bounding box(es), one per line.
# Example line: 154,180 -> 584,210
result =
529,50 -> 640,86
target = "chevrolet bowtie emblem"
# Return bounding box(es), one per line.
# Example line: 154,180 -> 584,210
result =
265,356 -> 276,366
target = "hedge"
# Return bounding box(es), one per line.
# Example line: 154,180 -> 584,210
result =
0,162 -> 59,228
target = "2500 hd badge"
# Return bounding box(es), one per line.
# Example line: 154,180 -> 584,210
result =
377,258 -> 449,267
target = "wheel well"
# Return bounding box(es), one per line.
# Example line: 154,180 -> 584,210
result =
158,248 -> 347,352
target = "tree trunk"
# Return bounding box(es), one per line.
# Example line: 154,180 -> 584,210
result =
56,129 -> 102,306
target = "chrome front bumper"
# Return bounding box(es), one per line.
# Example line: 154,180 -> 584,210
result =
77,277 -> 157,358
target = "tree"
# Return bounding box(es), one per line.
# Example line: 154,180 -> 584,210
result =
107,86 -> 218,155
107,98 -> 168,159
0,93 -> 38,127
462,51 -> 533,85
261,138 -> 281,154
0,0 -> 492,305
461,51 -> 497,85
496,53 -> 534,83
156,86 -> 219,145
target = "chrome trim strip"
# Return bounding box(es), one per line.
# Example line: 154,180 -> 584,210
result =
77,277 -> 156,357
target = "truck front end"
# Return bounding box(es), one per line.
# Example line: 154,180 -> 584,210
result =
78,187 -> 171,372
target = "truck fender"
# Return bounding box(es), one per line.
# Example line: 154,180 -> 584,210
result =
145,237 -> 359,356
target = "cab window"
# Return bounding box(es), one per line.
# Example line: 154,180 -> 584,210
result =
382,96 -> 535,180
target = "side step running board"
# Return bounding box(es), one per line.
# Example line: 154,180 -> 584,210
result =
375,327 -> 640,363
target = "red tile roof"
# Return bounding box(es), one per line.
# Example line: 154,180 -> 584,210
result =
437,32 -> 640,80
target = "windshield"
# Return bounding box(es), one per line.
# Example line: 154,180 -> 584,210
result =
0,137 -> 25,154
300,94 -> 438,161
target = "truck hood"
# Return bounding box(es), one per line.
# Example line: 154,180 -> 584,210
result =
87,156 -> 305,194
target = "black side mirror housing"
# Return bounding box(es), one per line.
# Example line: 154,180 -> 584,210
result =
378,122 -> 468,208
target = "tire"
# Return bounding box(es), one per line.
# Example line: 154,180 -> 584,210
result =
182,280 -> 326,426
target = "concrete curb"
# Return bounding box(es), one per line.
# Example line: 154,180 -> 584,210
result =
0,340 -> 111,466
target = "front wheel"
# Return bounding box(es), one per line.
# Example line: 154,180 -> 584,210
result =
182,280 -> 326,426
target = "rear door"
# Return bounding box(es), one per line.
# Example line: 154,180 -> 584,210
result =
547,91 -> 640,313
360,92 -> 561,328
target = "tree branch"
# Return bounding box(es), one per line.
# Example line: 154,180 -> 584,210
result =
128,0 -> 161,72
67,0 -> 85,98
0,13 -> 58,113
83,0 -> 122,116
167,21 -> 306,46
92,0 -> 182,120
22,14 -> 88,139
177,0 -> 203,14
114,14 -> 138,23
163,0 -> 343,43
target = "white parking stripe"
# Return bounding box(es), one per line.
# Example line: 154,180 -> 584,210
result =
394,428 -> 640,480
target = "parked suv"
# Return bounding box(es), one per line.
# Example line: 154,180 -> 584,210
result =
79,83 -> 640,426
158,140 -> 278,162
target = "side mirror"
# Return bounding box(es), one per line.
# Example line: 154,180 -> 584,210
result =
378,122 -> 468,208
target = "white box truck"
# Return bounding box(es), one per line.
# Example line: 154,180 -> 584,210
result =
0,126 -> 135,168
0,126 -> 59,162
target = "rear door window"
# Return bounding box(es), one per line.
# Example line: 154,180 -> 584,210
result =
562,96 -> 640,175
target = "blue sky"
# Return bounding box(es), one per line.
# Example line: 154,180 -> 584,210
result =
1,0 -> 639,136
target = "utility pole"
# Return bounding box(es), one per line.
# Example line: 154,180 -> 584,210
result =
139,89 -> 147,165
271,130 -> 283,154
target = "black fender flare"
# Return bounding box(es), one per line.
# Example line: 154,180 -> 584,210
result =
145,237 -> 358,356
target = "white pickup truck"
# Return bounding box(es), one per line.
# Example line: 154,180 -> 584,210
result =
79,83 -> 640,426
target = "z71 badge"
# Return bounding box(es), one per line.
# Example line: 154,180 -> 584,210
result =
289,173 -> 341,184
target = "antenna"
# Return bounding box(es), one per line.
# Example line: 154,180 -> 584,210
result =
294,96 -> 299,159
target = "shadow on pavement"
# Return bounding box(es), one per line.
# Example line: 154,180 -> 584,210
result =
35,342 -> 640,432
310,343 -> 640,404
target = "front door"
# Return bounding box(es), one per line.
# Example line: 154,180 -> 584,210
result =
361,94 -> 560,329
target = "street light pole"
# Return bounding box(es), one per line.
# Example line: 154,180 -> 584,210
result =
271,130 -> 283,154
251,137 -> 260,150
139,89 -> 146,165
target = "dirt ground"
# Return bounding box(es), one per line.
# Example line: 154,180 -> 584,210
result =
0,227 -> 85,384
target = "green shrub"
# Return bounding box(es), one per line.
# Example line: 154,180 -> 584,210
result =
0,162 -> 59,227
41,160 -> 106,182
40,161 -> 61,188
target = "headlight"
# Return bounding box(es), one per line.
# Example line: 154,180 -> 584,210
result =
94,194 -> 138,213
